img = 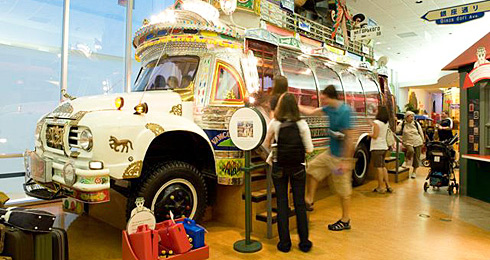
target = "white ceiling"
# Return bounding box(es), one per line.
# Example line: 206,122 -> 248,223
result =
346,0 -> 490,87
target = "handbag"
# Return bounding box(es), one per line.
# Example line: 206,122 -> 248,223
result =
386,128 -> 395,147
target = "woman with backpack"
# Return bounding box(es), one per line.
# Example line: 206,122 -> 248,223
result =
396,111 -> 425,179
369,106 -> 394,193
264,93 -> 314,253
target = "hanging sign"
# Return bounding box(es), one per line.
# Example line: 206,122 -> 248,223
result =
464,63 -> 490,88
298,20 -> 311,32
421,1 -> 490,24
463,47 -> 490,89
325,44 -> 345,56
351,26 -> 382,41
280,0 -> 294,13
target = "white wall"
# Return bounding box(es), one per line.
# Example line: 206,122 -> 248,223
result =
432,93 -> 443,114
396,87 -> 408,112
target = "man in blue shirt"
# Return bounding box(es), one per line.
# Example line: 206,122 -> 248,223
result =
299,85 -> 355,231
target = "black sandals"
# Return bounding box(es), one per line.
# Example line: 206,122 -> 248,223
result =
328,219 -> 351,231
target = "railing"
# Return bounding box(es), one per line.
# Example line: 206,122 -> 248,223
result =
0,153 -> 23,159
260,0 -> 374,60
0,153 -> 25,179
265,163 -> 273,239
394,134 -> 403,183
246,161 -> 273,239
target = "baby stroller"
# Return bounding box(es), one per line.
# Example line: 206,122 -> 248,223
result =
423,135 -> 459,195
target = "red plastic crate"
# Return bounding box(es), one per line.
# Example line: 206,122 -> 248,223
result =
122,230 -> 209,260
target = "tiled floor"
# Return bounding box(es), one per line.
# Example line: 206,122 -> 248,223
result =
25,168 -> 490,260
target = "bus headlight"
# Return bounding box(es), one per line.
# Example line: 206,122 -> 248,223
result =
79,129 -> 93,151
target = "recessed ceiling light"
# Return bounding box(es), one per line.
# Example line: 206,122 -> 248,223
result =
415,1 -> 423,4
449,33 -> 452,35
397,52 -> 401,54
376,41 -> 381,45
397,32 -> 418,38
387,47 -> 391,50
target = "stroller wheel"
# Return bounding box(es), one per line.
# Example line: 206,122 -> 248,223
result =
424,182 -> 429,192
455,183 -> 459,193
448,184 -> 454,195
422,159 -> 430,167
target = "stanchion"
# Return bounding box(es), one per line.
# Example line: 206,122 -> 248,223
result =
233,150 -> 262,253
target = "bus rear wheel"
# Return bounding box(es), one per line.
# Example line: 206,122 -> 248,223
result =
352,143 -> 369,186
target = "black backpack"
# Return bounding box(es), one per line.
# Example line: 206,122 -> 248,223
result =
277,121 -> 305,167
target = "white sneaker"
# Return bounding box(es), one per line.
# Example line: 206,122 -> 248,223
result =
410,172 -> 417,179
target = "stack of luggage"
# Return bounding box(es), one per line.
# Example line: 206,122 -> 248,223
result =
0,193 -> 68,260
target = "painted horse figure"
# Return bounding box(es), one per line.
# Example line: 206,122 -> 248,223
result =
109,136 -> 133,153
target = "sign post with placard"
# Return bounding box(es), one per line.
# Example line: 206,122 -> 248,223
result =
351,26 -> 382,41
230,107 -> 266,253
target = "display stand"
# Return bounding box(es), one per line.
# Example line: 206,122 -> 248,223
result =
228,107 -> 266,253
232,149 -> 262,253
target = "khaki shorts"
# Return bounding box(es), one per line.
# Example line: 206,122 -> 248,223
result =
371,150 -> 387,167
405,145 -> 422,168
306,151 -> 355,198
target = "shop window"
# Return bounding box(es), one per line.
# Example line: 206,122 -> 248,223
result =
211,61 -> 245,105
340,71 -> 366,114
359,74 -> 381,116
281,56 -> 318,107
133,56 -> 199,91
315,64 -> 344,101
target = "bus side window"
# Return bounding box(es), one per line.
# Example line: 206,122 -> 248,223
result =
281,56 -> 318,107
246,40 -> 279,112
360,74 -> 381,116
315,64 -> 344,102
211,61 -> 245,105
340,71 -> 366,114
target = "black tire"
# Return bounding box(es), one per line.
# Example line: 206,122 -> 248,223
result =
424,182 -> 429,192
352,143 -> 369,187
127,161 -> 207,222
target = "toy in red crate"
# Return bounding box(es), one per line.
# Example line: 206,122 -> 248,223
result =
176,218 -> 206,249
123,198 -> 208,260
129,224 -> 159,260
155,219 -> 192,254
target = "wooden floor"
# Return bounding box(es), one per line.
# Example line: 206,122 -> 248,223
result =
30,168 -> 490,260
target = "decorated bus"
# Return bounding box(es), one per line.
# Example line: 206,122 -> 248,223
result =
24,0 -> 396,221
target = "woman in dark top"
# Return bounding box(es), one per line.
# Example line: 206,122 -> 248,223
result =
270,75 -> 289,113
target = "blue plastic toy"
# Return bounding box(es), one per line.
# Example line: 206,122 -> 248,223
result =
178,218 -> 206,249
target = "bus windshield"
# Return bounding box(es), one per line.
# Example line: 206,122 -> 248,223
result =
133,56 -> 199,92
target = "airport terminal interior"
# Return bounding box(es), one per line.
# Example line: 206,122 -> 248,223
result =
0,0 -> 489,259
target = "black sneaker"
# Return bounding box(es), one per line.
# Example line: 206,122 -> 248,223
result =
328,219 -> 351,231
